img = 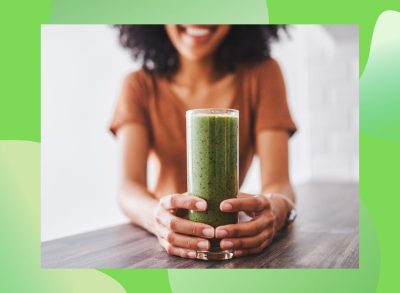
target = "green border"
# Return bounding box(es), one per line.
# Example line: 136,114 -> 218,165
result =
1,0 -> 400,292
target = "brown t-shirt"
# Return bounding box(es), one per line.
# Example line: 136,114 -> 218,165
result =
110,58 -> 296,197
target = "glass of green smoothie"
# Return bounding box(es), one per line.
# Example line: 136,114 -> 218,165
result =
186,109 -> 239,260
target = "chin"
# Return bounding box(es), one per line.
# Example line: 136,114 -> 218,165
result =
180,51 -> 211,62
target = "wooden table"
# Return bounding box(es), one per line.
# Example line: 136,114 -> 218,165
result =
42,183 -> 359,268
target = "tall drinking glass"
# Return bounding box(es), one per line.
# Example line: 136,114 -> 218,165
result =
186,108 -> 239,260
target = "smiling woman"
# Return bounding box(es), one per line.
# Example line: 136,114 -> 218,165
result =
110,25 -> 296,260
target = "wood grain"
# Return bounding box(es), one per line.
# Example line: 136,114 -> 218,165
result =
41,182 -> 359,268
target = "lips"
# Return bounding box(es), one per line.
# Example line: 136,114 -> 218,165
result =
178,25 -> 217,43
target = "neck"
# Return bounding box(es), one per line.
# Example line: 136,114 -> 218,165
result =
173,56 -> 218,86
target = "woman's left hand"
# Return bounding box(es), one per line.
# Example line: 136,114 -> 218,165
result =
215,192 -> 283,257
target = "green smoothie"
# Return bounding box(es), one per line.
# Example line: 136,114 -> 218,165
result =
186,109 -> 239,252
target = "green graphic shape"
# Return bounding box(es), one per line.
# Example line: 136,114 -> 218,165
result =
0,1 -> 51,142
100,270 -> 172,293
361,10 -> 400,141
50,0 -> 268,24
0,141 -> 125,293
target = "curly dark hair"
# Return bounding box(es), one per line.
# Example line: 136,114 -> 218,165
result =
115,25 -> 286,76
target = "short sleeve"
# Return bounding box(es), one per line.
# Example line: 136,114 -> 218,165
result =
109,71 -> 149,136
255,58 -> 297,137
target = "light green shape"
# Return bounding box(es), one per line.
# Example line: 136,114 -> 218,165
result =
360,10 -> 400,141
0,141 -> 125,293
50,0 -> 268,23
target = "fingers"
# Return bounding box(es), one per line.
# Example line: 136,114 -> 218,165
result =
215,214 -> 274,238
158,226 -> 210,250
220,195 -> 270,213
156,210 -> 215,238
219,228 -> 274,250
234,238 -> 273,257
160,193 -> 207,211
159,239 -> 197,259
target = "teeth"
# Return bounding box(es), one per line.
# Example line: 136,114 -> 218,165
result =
185,27 -> 211,37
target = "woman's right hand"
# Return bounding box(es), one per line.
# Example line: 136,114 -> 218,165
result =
152,193 -> 215,259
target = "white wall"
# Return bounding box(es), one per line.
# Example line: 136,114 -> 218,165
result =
241,25 -> 359,193
41,25 -> 136,241
41,25 -> 358,241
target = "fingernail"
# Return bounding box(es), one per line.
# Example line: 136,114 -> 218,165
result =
202,228 -> 214,237
216,229 -> 228,238
197,240 -> 209,250
188,251 -> 197,258
235,250 -> 243,256
222,240 -> 234,249
195,201 -> 207,210
220,202 -> 232,211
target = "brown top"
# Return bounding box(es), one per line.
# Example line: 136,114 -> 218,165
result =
110,58 -> 296,197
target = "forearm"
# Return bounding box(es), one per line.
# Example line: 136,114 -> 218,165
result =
261,181 -> 296,231
117,180 -> 158,235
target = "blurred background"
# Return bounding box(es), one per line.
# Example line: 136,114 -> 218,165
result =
41,25 -> 358,241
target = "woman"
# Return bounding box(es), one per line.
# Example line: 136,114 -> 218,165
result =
110,25 -> 297,259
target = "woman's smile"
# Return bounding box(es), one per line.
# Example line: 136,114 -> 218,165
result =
165,24 -> 230,61
178,25 -> 217,44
